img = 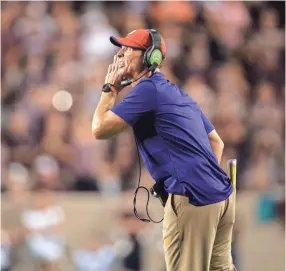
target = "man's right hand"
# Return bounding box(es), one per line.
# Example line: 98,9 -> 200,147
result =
105,55 -> 129,93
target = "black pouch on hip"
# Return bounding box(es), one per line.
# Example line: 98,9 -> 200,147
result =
150,181 -> 169,207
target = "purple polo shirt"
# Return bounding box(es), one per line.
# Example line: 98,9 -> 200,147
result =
111,72 -> 233,206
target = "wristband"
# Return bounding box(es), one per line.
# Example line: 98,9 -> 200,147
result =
102,83 -> 114,93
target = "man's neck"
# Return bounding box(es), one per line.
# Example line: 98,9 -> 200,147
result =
132,68 -> 160,86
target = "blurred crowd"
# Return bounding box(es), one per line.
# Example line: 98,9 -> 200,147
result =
1,1 -> 285,271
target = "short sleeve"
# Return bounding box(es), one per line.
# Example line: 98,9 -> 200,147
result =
201,111 -> 215,134
111,80 -> 157,127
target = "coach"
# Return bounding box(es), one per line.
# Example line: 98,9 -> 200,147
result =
92,29 -> 237,271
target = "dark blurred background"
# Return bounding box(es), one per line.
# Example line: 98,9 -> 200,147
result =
1,1 -> 285,271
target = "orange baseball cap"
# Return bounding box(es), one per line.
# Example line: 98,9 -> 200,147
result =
110,29 -> 166,57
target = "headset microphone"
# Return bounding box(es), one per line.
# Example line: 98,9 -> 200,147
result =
120,63 -> 158,88
120,79 -> 133,87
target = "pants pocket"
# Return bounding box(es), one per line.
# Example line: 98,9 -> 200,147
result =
170,194 -> 178,217
170,194 -> 184,218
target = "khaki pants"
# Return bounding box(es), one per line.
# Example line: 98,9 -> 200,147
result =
163,190 -> 237,271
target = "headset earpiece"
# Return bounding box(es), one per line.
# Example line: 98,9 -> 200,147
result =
149,48 -> 163,66
144,29 -> 163,69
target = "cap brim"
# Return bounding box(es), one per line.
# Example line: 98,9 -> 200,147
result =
110,36 -> 146,50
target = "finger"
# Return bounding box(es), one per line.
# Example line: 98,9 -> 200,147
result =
110,64 -> 115,73
115,61 -> 120,72
114,62 -> 119,72
107,64 -> 112,74
113,55 -> 118,65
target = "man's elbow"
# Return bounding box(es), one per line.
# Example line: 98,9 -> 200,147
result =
92,128 -> 101,140
92,124 -> 107,140
92,115 -> 127,140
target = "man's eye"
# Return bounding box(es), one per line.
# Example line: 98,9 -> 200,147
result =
125,48 -> 133,55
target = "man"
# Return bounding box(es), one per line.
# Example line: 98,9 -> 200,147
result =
92,29 -> 236,271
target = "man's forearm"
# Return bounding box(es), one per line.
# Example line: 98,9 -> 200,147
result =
210,141 -> 224,165
92,91 -> 117,136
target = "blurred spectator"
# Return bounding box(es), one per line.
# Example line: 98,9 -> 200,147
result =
184,76 -> 217,120
80,2 -> 118,62
241,129 -> 284,189
73,232 -> 117,271
250,81 -> 284,134
73,210 -> 146,271
277,197 -> 285,227
203,2 -> 250,51
33,155 -> 65,191
2,164 -> 34,271
3,163 -> 30,203
21,185 -> 66,271
148,2 -> 196,24
1,229 -> 11,271
112,131 -> 138,191
119,212 -> 144,271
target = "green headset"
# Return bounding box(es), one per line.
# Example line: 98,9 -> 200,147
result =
143,29 -> 164,70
